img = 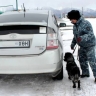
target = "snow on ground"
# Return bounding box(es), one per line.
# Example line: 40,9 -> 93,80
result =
0,18 -> 96,96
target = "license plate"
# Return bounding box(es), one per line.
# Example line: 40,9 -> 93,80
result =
0,40 -> 30,48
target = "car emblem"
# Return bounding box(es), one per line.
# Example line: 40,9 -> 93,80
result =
9,34 -> 17,39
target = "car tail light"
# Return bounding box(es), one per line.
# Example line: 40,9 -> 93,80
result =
47,27 -> 58,50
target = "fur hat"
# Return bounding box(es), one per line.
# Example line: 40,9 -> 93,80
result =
67,10 -> 81,20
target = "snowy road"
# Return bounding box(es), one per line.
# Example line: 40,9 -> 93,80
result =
0,18 -> 96,96
0,53 -> 96,96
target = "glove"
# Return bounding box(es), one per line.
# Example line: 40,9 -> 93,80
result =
77,37 -> 81,43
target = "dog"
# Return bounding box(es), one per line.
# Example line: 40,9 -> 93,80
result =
64,52 -> 81,89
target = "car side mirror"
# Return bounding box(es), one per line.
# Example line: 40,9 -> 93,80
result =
59,23 -> 66,27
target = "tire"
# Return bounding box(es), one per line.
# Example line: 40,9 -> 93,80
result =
52,66 -> 63,80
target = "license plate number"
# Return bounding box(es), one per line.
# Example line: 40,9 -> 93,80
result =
0,40 -> 30,48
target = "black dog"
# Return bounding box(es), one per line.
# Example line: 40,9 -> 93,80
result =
64,52 -> 81,89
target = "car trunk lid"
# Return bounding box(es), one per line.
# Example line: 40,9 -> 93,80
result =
0,25 -> 47,55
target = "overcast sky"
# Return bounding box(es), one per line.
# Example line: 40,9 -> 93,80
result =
0,0 -> 96,10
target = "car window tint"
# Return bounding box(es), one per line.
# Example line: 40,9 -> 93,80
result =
0,25 -> 46,34
0,14 -> 48,23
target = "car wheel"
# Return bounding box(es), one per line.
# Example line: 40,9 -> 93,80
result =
52,66 -> 63,80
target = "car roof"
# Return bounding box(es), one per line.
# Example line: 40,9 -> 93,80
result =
1,10 -> 49,15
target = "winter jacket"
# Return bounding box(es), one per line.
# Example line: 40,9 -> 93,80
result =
71,17 -> 96,48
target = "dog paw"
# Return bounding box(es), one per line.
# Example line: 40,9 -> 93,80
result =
73,86 -> 76,88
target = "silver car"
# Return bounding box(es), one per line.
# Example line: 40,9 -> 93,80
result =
0,10 -> 63,80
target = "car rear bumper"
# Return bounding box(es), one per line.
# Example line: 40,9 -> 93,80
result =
0,49 -> 63,74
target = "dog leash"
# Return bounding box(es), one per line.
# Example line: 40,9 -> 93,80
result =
72,45 -> 77,54
72,45 -> 79,61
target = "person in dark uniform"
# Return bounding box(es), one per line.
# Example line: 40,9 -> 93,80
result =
67,10 -> 96,82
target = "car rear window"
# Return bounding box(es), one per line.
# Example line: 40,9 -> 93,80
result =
0,25 -> 46,35
0,14 -> 48,23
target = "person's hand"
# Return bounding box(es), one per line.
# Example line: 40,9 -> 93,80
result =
77,37 -> 81,43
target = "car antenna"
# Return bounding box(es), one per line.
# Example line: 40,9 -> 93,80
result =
23,3 -> 26,17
